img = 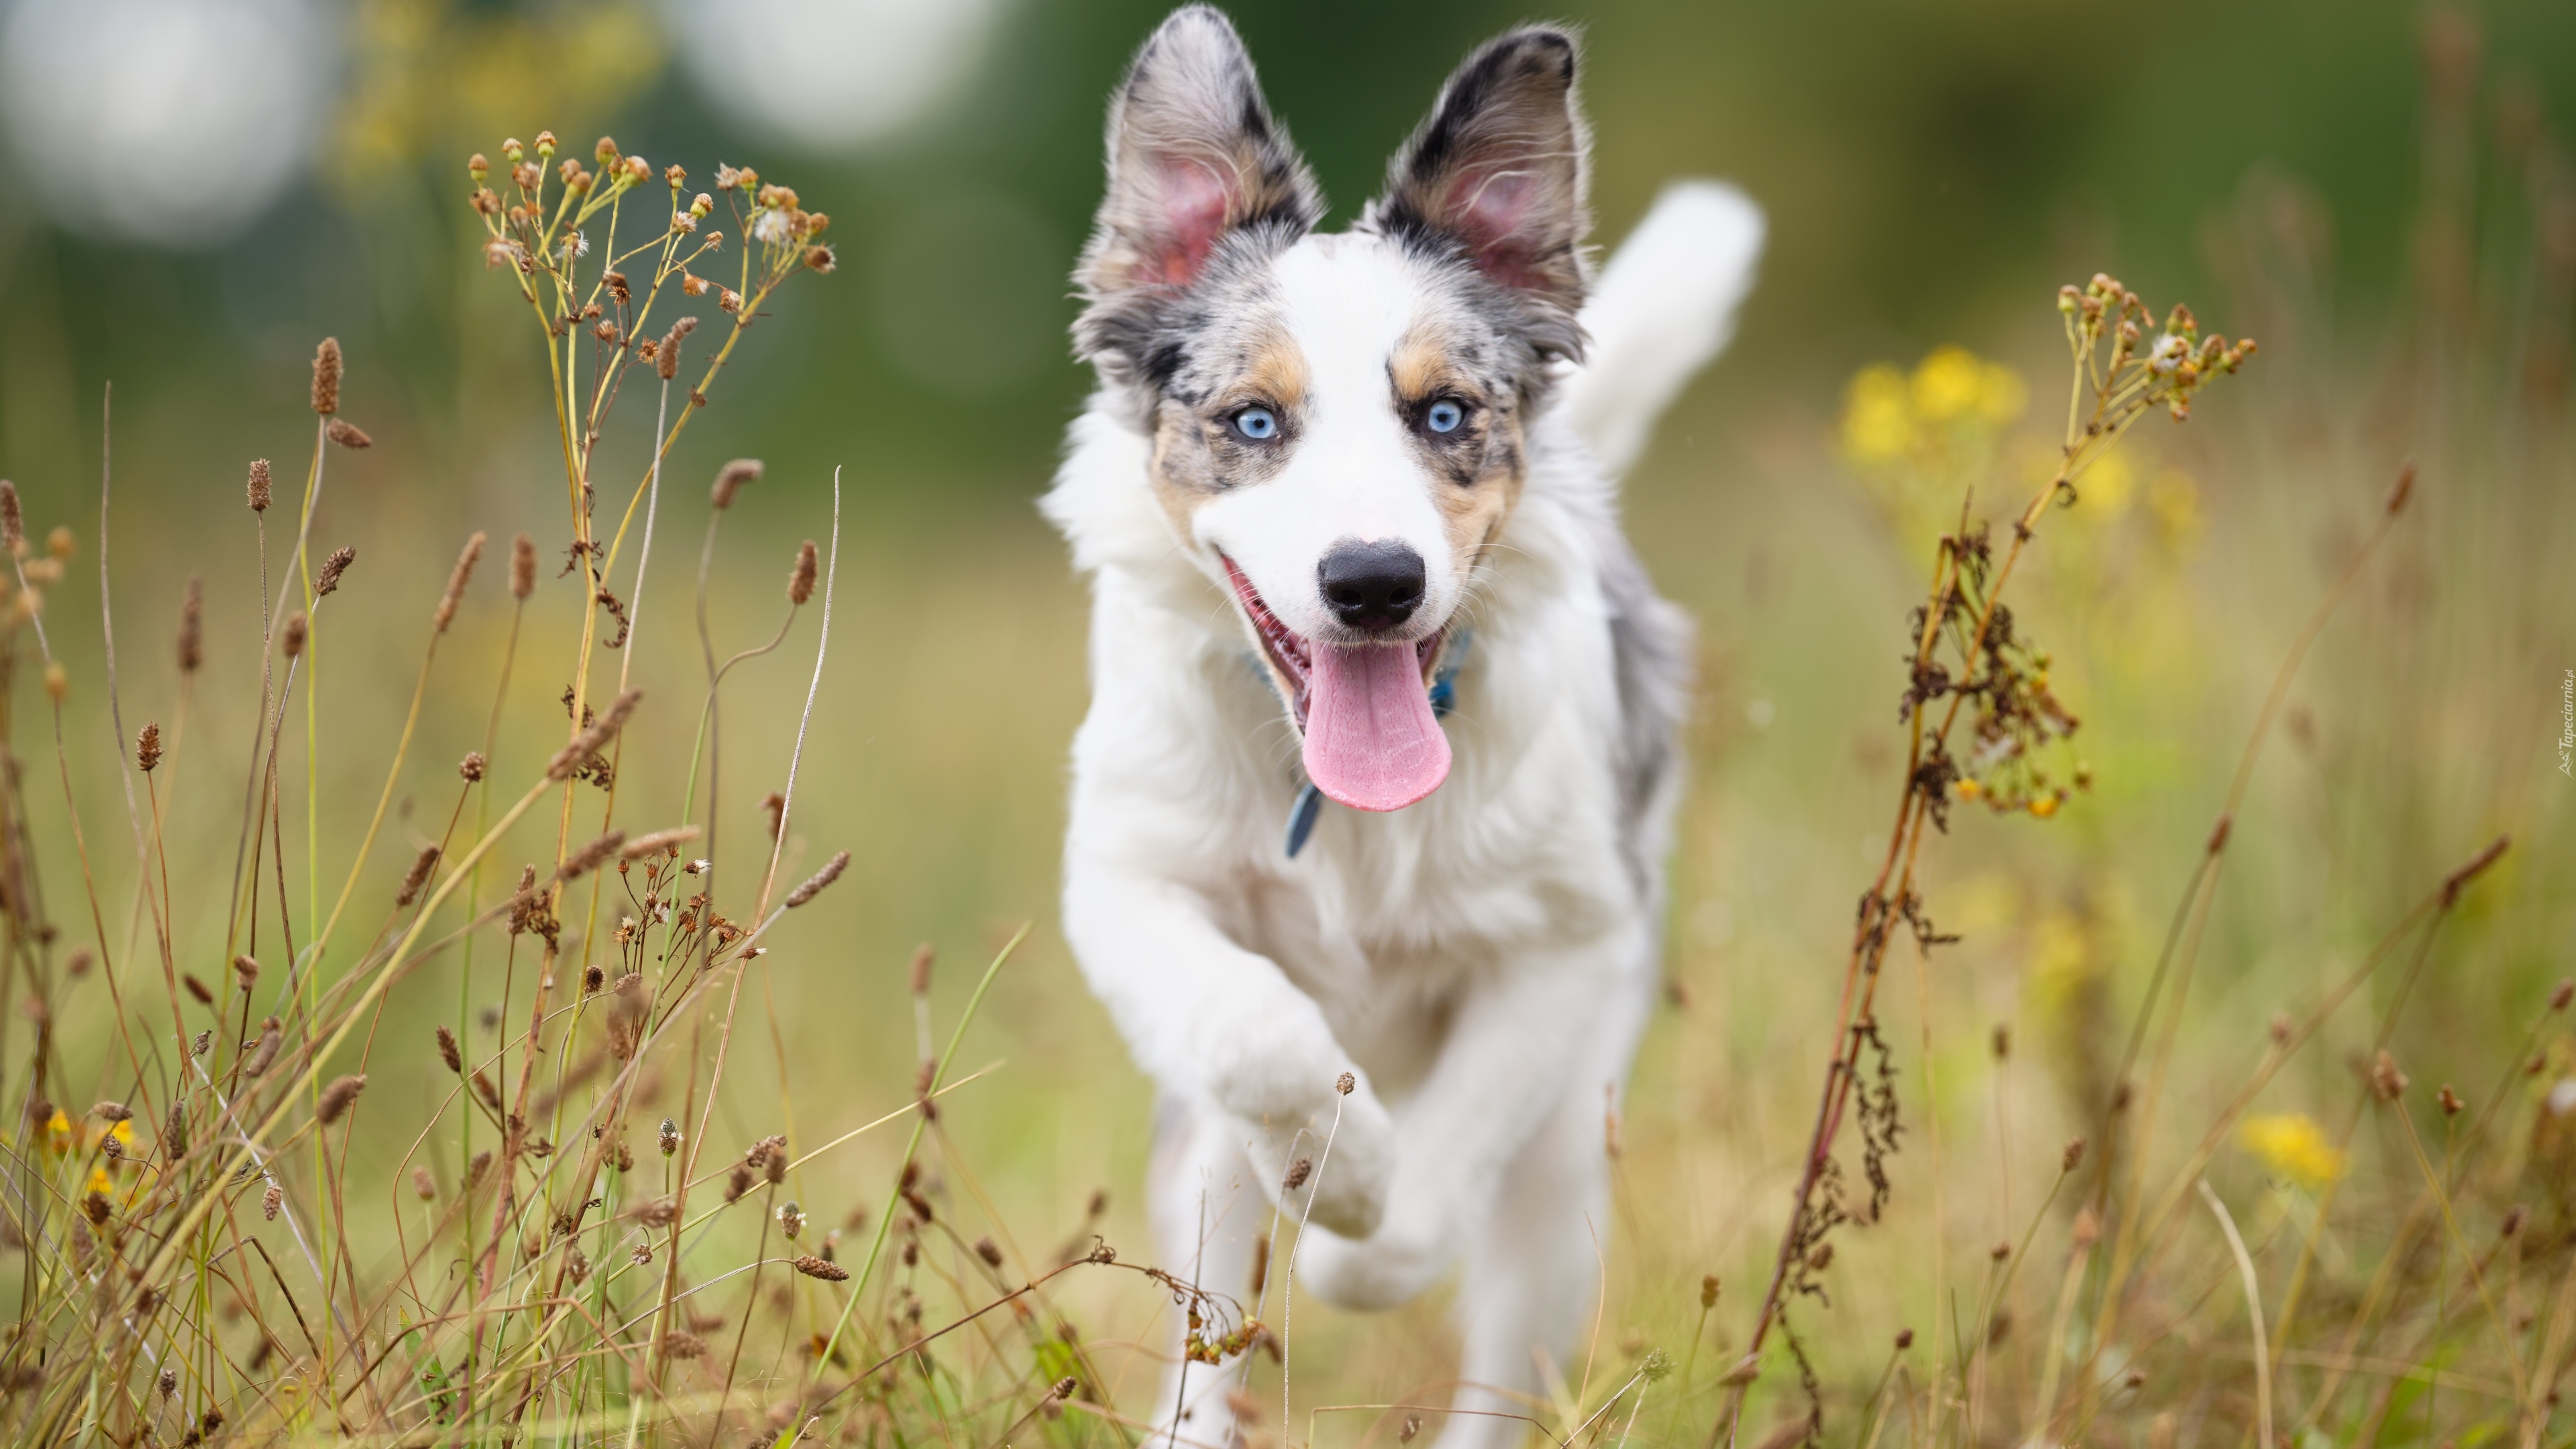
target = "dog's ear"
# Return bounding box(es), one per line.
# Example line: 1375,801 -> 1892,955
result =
1371,28 -> 1590,345
1077,7 -> 1319,341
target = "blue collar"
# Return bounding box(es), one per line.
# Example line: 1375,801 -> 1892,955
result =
1283,629 -> 1470,858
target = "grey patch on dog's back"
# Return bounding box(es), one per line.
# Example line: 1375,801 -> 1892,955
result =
1597,531 -> 1693,897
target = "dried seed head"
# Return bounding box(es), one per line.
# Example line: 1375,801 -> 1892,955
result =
136,721 -> 162,773
1283,1157 -> 1312,1191
659,1118 -> 680,1155
788,539 -> 818,604
1991,1024 -> 2011,1061
556,830 -> 625,881
2438,1084 -> 2465,1116
778,1200 -> 806,1239
435,531 -> 486,633
1399,1415 -> 1421,1444
66,947 -> 93,977
2385,460 -> 2417,516
176,576 -> 203,673
458,751 -> 486,782
2370,1049 -> 2408,1103
784,850 -> 847,908
2557,980 -> 2576,1012
0,480 -> 20,552
792,1254 -> 848,1281
619,825 -> 702,859
396,845 -> 441,907
546,689 -> 642,781
710,458 -> 763,510
244,1016 -> 282,1077
511,533 -> 537,599
232,954 -> 258,991
1336,1071 -> 1356,1096
280,612 -> 308,658
262,1183 -> 283,1220
246,458 -> 272,513
435,1024 -> 462,1074
183,972 -> 213,1004
2061,1137 -> 2086,1173
661,1331 -> 706,1360
325,419 -> 372,449
974,1235 -> 1004,1268
159,1366 -> 177,1400
908,943 -> 933,996
1894,1328 -> 1915,1350
315,545 -> 354,596
633,1197 -> 679,1228
466,1150 -> 492,1188
1701,1274 -> 1720,1309
93,1099 -> 131,1122
311,337 -> 343,415
317,1074 -> 368,1125
656,315 -> 699,381
726,1162 -> 755,1202
164,1101 -> 188,1159
44,663 -> 66,702
411,1166 -> 436,1200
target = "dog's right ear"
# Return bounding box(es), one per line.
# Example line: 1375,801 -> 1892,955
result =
1075,7 -> 1320,375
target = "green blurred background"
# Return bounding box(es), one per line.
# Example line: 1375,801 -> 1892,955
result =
1,0 -> 2573,1433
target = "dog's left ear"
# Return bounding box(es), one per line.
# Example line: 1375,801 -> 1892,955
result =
1371,28 -> 1590,352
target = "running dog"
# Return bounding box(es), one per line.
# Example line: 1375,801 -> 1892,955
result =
1043,10 -> 1762,1446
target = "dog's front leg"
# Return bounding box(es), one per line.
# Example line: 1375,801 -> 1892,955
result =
1063,858 -> 1397,1238
1293,930 -> 1633,1310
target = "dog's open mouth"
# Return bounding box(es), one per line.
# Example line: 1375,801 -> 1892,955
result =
1222,555 -> 1452,813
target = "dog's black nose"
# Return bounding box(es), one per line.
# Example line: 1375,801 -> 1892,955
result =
1318,539 -> 1426,633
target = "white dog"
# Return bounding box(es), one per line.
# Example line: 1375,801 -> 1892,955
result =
1043,10 -> 1762,1447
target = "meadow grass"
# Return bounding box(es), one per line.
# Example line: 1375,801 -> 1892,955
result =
0,49 -> 2570,1449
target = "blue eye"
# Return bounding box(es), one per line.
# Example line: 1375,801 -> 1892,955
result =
1232,407 -> 1279,441
1426,398 -> 1465,434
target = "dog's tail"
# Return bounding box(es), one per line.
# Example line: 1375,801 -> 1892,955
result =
1561,181 -> 1766,478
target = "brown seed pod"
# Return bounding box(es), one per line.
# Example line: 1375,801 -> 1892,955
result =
176,576 -> 203,673
656,315 -> 698,381
792,1254 -> 849,1282
435,1024 -> 462,1074
396,845 -> 440,907
787,540 -> 818,604
0,480 -> 21,553
435,532 -> 486,633
135,722 -> 162,773
458,751 -> 486,782
314,545 -> 354,596
311,337 -> 342,415
246,459 -> 272,513
510,533 -> 537,600
317,1074 -> 368,1125
710,459 -> 763,510
411,1166 -> 436,1201
784,851 -> 848,908
280,612 -> 308,658
325,419 -> 371,449
232,954 -> 258,991
244,1016 -> 282,1077
182,972 -> 212,1005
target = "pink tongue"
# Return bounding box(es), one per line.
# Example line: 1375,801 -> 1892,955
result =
1303,643 -> 1451,812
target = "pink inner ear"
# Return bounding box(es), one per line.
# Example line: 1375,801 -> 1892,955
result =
1445,167 -> 1549,288
1150,160 -> 1237,286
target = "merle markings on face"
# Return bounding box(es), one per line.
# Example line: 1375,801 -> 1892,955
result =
1074,6 -> 1592,810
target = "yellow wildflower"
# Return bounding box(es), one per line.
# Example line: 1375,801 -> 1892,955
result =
86,1166 -> 111,1197
1839,364 -> 1913,462
44,1109 -> 70,1152
2240,1113 -> 2346,1185
1911,345 -> 2025,425
1953,778 -> 1982,801
2029,795 -> 2059,819
109,1119 -> 133,1147
2148,470 -> 2202,545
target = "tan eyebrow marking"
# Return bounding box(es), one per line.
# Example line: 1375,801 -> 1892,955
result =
1242,334 -> 1309,408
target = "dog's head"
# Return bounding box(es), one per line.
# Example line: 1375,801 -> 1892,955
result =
1073,6 -> 1591,813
